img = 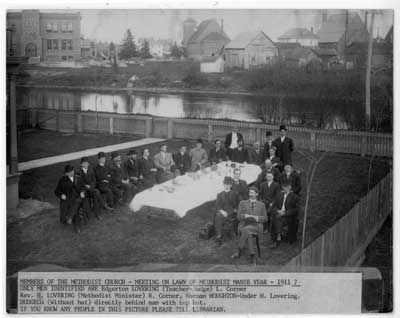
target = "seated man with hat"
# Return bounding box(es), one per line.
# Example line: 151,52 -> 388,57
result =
54,164 -> 85,232
78,156 -> 113,219
232,186 -> 267,266
270,180 -> 300,248
189,139 -> 208,171
109,152 -> 135,205
124,149 -> 143,192
274,125 -> 294,167
209,139 -> 227,165
214,176 -> 239,246
279,163 -> 301,195
94,152 -> 115,208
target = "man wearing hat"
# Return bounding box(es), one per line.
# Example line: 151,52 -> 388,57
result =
232,187 -> 267,266
109,152 -> 135,205
209,139 -> 227,165
274,125 -> 294,166
94,152 -> 115,208
173,144 -> 191,175
153,144 -> 176,182
189,139 -> 208,171
270,180 -> 300,248
124,149 -> 143,191
279,164 -> 301,195
54,164 -> 84,231
138,148 -> 158,189
262,131 -> 277,161
214,176 -> 239,246
78,157 -> 113,219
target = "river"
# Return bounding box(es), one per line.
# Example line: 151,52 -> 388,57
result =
16,87 -> 357,129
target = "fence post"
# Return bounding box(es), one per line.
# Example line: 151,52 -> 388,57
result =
30,108 -> 38,128
310,131 -> 316,152
256,127 -> 262,143
109,116 -> 114,135
208,124 -> 213,143
167,119 -> 173,139
361,134 -> 367,157
320,235 -> 325,270
55,110 -> 60,131
145,118 -> 152,138
76,112 -> 82,133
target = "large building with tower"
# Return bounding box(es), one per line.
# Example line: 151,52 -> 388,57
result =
6,10 -> 81,63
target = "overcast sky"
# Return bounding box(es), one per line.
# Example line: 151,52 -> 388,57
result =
49,9 -> 394,43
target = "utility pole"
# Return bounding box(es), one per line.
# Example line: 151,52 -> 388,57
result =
365,10 -> 375,130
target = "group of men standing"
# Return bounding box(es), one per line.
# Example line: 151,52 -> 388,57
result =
214,125 -> 300,266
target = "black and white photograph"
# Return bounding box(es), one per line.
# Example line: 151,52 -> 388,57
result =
4,2 -> 395,314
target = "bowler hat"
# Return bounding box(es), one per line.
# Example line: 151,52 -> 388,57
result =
128,149 -> 137,156
80,156 -> 89,163
111,152 -> 120,159
279,125 -> 287,131
196,138 -> 203,144
64,164 -> 74,173
266,131 -> 272,137
223,176 -> 233,185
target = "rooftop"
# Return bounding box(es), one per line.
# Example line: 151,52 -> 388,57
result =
225,31 -> 275,49
278,28 -> 318,40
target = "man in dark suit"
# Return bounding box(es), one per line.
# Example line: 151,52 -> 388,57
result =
124,149 -> 143,192
279,164 -> 301,195
231,168 -> 249,203
232,187 -> 267,266
263,131 -> 277,161
78,157 -> 113,220
274,125 -> 294,166
109,152 -> 135,205
268,146 -> 282,171
248,141 -> 264,165
225,127 -> 243,159
214,176 -> 239,246
270,180 -> 300,247
138,148 -> 158,189
94,152 -> 115,208
230,139 -> 249,163
54,164 -> 84,232
173,144 -> 191,175
209,139 -> 227,165
259,171 -> 281,232
255,159 -> 281,189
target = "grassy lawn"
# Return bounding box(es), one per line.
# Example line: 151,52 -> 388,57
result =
8,130 -> 391,274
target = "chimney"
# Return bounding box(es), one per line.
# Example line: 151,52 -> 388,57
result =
364,11 -> 368,30
221,19 -> 224,32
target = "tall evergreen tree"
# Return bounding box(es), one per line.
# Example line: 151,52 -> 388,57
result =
118,29 -> 137,60
139,40 -> 152,58
170,42 -> 181,58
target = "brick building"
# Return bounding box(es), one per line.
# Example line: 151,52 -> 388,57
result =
6,10 -> 81,63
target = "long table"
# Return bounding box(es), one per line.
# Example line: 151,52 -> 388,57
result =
129,162 -> 262,218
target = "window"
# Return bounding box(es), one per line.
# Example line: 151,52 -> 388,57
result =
67,23 -> 73,32
52,23 -> 58,32
47,39 -> 58,51
46,23 -> 52,32
68,56 -> 74,61
61,23 -> 67,32
61,40 -> 72,50
62,56 -> 67,61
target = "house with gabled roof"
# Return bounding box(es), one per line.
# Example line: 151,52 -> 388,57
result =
224,31 -> 278,70
278,27 -> 318,47
186,19 -> 230,60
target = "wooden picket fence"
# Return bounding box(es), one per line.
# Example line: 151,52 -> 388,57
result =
285,171 -> 392,268
20,108 -> 392,157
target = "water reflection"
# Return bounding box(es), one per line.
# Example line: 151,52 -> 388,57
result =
17,87 -> 352,129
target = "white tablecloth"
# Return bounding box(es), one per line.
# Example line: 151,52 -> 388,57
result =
129,162 -> 262,218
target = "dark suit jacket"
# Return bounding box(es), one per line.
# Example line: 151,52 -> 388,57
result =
108,161 -> 128,185
272,192 -> 300,217
231,179 -> 249,202
215,190 -> 239,216
54,175 -> 82,200
173,152 -> 191,174
225,132 -> 243,149
262,140 -> 278,161
248,148 -> 264,165
138,157 -> 156,177
124,158 -> 141,179
77,168 -> 97,188
255,167 -> 281,188
279,172 -> 301,195
237,200 -> 267,234
259,181 -> 281,207
209,147 -> 227,164
94,164 -> 111,185
230,147 -> 249,163
274,137 -> 294,166
268,155 -> 282,170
